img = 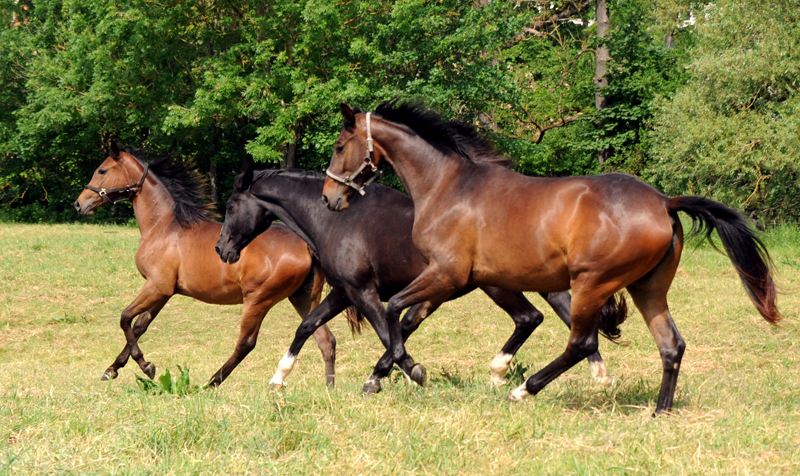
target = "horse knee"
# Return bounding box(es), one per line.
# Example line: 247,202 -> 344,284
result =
519,309 -> 544,330
237,336 -> 258,355
566,335 -> 598,363
297,319 -> 322,339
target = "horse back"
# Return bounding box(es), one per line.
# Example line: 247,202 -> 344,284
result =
427,168 -> 676,292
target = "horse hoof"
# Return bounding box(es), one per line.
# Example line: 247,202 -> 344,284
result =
101,368 -> 118,381
269,382 -> 284,391
362,380 -> 382,395
506,383 -> 530,401
142,362 -> 156,380
410,364 -> 427,387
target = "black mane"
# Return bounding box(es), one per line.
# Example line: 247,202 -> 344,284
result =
373,99 -> 511,166
253,168 -> 322,182
125,146 -> 217,228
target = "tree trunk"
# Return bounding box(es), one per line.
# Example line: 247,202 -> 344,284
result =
594,0 -> 611,164
281,124 -> 299,169
209,158 -> 222,205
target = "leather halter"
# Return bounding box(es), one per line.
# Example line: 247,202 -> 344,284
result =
84,162 -> 149,205
326,112 -> 379,196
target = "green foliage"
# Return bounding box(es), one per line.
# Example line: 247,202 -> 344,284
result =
0,0 -> 796,222
133,366 -> 199,396
647,0 -> 800,221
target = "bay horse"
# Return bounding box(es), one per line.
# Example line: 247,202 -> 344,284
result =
74,142 -> 337,387
322,100 -> 780,413
215,169 -> 620,393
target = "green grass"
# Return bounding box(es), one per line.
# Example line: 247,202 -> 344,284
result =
1,222 -> 799,475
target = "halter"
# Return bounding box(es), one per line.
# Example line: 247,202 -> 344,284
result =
84,162 -> 149,205
325,112 -> 379,196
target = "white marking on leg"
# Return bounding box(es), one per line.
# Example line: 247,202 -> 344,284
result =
269,352 -> 297,388
507,383 -> 531,401
490,352 -> 514,386
589,360 -> 613,386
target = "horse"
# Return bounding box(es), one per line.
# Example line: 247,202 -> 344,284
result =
215,168 -> 622,394
321,100 -> 780,414
74,142 -> 337,388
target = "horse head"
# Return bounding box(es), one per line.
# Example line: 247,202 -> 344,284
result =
215,169 -> 275,264
74,141 -> 145,215
322,103 -> 385,211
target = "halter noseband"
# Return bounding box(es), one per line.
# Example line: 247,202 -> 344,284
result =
325,112 -> 379,196
84,162 -> 149,205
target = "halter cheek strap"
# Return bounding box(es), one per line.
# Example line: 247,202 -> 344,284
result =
326,112 -> 379,196
84,162 -> 149,205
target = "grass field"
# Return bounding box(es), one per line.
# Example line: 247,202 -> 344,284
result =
1,222 -> 799,475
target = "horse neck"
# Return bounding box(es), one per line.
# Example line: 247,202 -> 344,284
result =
253,174 -> 327,252
376,121 -> 467,204
124,158 -> 177,239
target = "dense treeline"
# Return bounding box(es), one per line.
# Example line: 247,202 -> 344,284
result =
1,0 -> 798,223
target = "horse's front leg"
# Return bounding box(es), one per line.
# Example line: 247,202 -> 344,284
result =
102,298 -> 168,380
118,283 -> 172,379
372,265 -> 461,391
268,288 -> 350,389
539,291 -> 612,385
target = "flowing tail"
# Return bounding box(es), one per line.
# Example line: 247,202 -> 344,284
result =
598,292 -> 629,341
668,196 -> 780,324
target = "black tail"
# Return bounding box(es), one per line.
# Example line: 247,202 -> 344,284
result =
599,292 -> 629,342
668,196 -> 780,324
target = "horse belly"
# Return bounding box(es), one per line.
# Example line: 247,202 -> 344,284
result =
471,256 -> 570,293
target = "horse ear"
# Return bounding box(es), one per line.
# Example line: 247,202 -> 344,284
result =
109,140 -> 120,160
340,103 -> 356,128
236,169 -> 254,191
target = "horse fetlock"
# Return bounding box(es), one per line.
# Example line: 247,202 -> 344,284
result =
490,353 -> 514,385
589,360 -> 613,386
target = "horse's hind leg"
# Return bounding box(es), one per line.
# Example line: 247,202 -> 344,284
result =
540,291 -> 612,385
480,287 -> 544,385
627,233 -> 684,414
288,273 -> 337,387
206,298 -> 273,387
102,299 -> 168,380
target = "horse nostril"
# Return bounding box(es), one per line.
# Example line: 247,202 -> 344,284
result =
321,194 -> 329,205
74,200 -> 81,212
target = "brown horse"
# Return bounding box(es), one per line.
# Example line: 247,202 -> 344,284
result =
74,142 -> 337,387
322,101 -> 780,414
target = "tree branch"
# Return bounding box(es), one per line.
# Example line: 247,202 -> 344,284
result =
502,0 -> 593,51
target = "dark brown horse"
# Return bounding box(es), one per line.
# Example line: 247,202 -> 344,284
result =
215,170 -> 618,393
74,143 -> 337,387
322,101 -> 780,414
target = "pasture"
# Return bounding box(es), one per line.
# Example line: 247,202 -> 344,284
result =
1,222 -> 799,475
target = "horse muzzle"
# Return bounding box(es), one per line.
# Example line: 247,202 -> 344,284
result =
321,181 -> 351,212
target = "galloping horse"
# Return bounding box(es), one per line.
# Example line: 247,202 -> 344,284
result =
74,142 -> 337,387
215,169 -> 621,393
322,101 -> 780,413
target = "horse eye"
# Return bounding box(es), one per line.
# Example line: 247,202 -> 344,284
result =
98,169 -> 107,175
335,145 -> 344,154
